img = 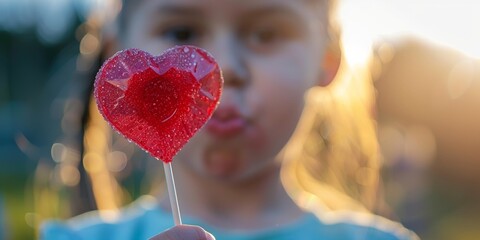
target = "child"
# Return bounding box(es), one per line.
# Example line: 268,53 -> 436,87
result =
42,0 -> 418,239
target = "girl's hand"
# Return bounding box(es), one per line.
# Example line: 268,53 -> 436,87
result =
149,225 -> 215,240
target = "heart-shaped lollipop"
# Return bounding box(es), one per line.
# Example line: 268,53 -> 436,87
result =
94,46 -> 223,163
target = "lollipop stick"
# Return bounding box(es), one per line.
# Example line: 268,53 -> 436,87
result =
163,162 -> 182,225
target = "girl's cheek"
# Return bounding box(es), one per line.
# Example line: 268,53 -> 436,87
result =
251,52 -> 311,90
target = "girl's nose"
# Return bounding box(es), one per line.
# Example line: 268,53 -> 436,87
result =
208,32 -> 249,88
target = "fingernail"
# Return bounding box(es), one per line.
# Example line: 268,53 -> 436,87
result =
206,231 -> 216,240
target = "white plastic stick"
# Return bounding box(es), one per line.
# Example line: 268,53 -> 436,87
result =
163,162 -> 182,225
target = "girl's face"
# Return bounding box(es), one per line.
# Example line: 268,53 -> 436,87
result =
121,0 -> 329,182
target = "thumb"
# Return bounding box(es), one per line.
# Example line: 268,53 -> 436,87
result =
149,225 -> 215,240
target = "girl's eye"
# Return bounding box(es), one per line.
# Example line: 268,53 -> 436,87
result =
161,26 -> 198,44
244,25 -> 289,52
251,28 -> 279,45
242,15 -> 302,53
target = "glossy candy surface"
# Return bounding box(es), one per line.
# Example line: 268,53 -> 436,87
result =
95,46 -> 223,162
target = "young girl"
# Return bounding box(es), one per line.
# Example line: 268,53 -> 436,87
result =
42,0 -> 418,239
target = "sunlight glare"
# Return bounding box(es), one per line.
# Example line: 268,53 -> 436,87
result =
339,0 -> 480,66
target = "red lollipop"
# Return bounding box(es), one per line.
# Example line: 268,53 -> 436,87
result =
95,46 -> 222,162
94,45 -> 223,225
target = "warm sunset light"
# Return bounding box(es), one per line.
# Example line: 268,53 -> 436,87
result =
339,0 -> 480,65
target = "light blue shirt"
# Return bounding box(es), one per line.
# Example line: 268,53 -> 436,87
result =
41,196 -> 418,240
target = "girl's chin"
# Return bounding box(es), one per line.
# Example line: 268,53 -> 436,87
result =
203,150 -> 243,179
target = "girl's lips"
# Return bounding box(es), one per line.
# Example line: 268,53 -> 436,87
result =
206,106 -> 247,138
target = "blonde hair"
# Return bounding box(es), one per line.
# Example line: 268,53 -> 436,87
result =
282,70 -> 380,212
281,0 -> 382,214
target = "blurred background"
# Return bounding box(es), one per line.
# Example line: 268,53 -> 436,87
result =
0,0 -> 479,239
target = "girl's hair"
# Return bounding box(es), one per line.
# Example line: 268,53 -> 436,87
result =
281,0 -> 383,214
281,68 -> 381,213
